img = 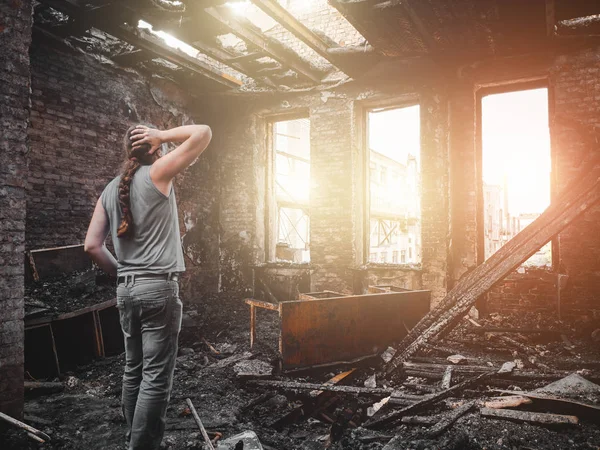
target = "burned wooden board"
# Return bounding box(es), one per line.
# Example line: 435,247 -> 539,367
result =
28,244 -> 91,281
280,291 -> 430,370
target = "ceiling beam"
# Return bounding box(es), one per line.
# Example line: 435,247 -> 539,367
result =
112,49 -> 155,66
205,6 -> 323,83
249,0 -> 347,73
141,17 -> 258,80
36,0 -> 243,89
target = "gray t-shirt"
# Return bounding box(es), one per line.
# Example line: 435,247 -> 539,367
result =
101,165 -> 185,276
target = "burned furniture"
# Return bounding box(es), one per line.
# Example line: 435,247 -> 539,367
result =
245,287 -> 430,371
24,244 -> 122,379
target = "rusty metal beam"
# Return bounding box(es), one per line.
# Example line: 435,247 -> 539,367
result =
249,0 -> 346,72
205,6 -> 323,83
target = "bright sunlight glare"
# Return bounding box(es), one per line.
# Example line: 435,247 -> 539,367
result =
137,20 -> 198,58
482,88 -> 551,216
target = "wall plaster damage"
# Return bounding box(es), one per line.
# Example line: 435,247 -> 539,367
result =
2,0 -> 600,449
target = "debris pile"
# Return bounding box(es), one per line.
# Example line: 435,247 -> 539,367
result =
3,290 -> 600,449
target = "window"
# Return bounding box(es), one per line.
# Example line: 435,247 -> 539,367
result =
481,87 -> 551,266
367,105 -> 421,265
271,118 -> 310,263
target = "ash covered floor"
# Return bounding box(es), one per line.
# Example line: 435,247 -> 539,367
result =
2,289 -> 600,450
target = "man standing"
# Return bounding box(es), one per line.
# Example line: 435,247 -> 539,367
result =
85,124 -> 212,449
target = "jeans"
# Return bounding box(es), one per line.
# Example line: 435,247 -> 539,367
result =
116,276 -> 183,450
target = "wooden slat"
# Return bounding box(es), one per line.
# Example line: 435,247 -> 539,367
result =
249,0 -> 345,71
280,291 -> 430,370
244,298 -> 280,311
480,408 -> 579,426
385,161 -> 600,375
205,6 -> 322,83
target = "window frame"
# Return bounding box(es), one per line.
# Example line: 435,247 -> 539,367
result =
265,112 -> 311,264
475,79 -> 557,270
363,99 -> 422,267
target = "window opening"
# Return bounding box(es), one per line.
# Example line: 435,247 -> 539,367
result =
367,105 -> 421,265
272,118 -> 310,263
481,87 -> 551,266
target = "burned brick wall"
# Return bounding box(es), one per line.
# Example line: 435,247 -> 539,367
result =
486,268 -> 558,313
28,37 -> 189,248
551,46 -> 600,312
0,0 -> 32,417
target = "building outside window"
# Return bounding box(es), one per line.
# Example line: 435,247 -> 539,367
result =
271,118 -> 310,263
367,105 -> 421,265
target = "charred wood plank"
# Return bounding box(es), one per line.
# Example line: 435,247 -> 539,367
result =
365,372 -> 494,429
480,407 -> 579,426
248,380 -> 392,396
495,390 -> 600,423
384,161 -> 600,376
250,0 -> 347,72
441,365 -> 453,389
484,395 -> 533,409
205,6 -> 323,83
427,400 -> 476,438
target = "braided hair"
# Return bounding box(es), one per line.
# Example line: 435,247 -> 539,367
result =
117,125 -> 159,238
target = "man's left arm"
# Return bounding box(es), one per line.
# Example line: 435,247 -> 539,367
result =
84,198 -> 118,276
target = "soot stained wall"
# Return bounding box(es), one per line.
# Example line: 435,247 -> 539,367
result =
0,0 -> 32,417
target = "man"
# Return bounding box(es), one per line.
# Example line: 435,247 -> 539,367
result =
85,123 -> 212,449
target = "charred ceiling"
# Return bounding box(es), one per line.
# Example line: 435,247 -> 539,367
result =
32,0 -> 600,95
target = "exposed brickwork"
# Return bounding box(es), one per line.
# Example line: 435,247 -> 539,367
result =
486,269 -> 557,313
448,82 -> 477,287
551,46 -> 600,311
309,97 -> 357,292
0,0 -> 32,417
420,88 -> 450,307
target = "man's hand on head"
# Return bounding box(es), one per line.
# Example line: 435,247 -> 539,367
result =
130,125 -> 164,155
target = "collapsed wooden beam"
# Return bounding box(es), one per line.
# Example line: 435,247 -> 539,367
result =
249,0 -> 346,72
384,159 -> 600,376
205,6 -> 323,83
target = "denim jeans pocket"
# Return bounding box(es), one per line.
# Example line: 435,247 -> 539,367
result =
135,280 -> 174,331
